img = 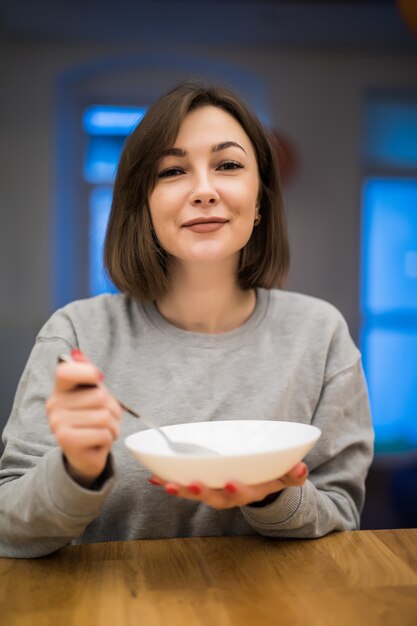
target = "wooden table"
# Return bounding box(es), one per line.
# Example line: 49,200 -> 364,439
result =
1,529 -> 417,626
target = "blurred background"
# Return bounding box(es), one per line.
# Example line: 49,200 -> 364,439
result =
0,0 -> 417,528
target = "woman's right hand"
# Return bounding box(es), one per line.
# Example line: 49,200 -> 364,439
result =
45,350 -> 122,488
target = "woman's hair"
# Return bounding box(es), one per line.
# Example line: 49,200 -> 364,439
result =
104,81 -> 289,301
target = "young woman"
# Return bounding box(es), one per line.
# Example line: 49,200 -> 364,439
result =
0,83 -> 374,557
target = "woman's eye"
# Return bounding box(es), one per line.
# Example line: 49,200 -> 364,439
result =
158,167 -> 184,178
217,160 -> 244,171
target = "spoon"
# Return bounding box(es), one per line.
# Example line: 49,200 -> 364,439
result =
57,354 -> 219,456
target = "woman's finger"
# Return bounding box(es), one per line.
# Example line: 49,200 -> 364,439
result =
48,385 -> 122,418
49,408 -> 120,440
279,462 -> 309,485
54,361 -> 104,393
54,426 -> 114,451
155,470 -> 309,509
70,348 -> 90,363
162,481 -> 241,510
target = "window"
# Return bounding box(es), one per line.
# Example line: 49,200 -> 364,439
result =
361,96 -> 417,452
82,105 -> 147,295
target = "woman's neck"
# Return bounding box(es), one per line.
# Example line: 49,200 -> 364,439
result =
155,261 -> 256,334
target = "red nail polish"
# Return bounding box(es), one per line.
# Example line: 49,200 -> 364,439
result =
165,486 -> 178,496
225,482 -> 237,494
71,348 -> 83,357
98,371 -> 105,382
148,478 -> 160,486
188,484 -> 201,495
296,466 -> 307,479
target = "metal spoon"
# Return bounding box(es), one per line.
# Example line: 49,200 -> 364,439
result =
57,354 -> 219,456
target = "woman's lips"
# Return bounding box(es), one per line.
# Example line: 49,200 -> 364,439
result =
183,221 -> 227,233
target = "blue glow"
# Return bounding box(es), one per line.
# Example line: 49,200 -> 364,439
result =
362,325 -> 417,450
360,96 -> 417,452
84,105 -> 148,297
361,179 -> 417,315
361,177 -> 417,450
83,136 -> 125,184
83,105 -> 147,135
89,187 -> 118,296
364,100 -> 417,168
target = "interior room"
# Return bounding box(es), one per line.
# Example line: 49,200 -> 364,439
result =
1,0 -> 417,532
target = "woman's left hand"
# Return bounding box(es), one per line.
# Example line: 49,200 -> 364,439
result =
148,461 -> 308,509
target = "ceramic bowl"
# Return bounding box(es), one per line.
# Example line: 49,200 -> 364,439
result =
125,420 -> 321,488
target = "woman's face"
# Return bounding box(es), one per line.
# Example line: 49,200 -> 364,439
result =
148,105 -> 260,269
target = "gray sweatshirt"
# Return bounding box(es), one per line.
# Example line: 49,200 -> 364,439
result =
0,289 -> 374,558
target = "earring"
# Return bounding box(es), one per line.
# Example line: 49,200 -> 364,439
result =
254,213 -> 261,226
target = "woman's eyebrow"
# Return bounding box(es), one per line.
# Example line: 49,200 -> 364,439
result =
160,141 -> 247,159
160,147 -> 186,158
212,141 -> 247,155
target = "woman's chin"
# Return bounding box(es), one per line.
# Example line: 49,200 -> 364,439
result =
187,241 -> 239,263
182,241 -> 238,264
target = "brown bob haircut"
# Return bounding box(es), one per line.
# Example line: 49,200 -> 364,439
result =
104,82 -> 289,301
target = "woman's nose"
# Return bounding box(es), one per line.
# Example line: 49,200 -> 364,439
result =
191,193 -> 218,207
189,177 -> 220,207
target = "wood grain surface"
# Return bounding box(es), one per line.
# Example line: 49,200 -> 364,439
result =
1,529 -> 417,626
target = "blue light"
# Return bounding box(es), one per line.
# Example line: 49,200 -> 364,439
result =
84,105 -> 148,296
364,100 -> 417,168
83,105 -> 147,136
361,177 -> 417,451
361,179 -> 417,315
362,325 -> 417,451
83,136 -> 125,184
89,187 -> 118,296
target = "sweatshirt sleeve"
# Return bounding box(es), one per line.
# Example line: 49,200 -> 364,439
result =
240,343 -> 374,538
0,314 -> 115,558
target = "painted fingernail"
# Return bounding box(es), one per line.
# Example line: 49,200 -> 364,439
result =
188,484 -> 201,495
98,371 -> 105,382
71,348 -> 84,358
165,485 -> 179,496
296,465 -> 307,479
148,478 -> 160,486
225,482 -> 237,494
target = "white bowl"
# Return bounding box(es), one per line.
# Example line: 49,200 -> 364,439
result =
125,420 -> 321,488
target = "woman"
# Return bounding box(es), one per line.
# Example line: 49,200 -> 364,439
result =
0,83 -> 374,557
